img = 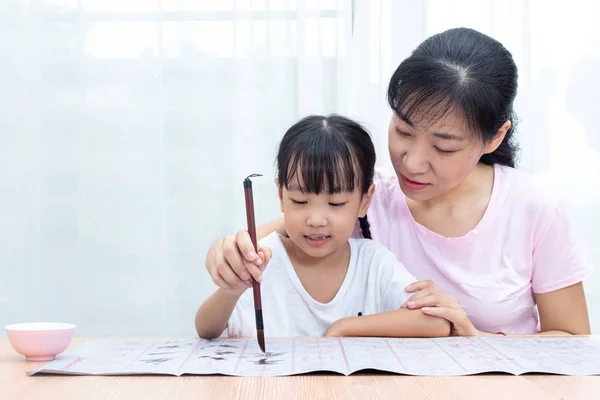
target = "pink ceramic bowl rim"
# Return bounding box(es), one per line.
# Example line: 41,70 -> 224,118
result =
5,322 -> 76,331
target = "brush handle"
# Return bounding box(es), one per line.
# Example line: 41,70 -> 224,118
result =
243,180 -> 263,313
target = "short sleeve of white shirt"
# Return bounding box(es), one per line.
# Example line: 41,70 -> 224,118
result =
378,250 -> 417,311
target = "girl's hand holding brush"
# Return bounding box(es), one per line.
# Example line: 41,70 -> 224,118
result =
208,232 -> 272,293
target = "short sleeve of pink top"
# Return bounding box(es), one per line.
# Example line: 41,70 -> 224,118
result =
359,164 -> 593,334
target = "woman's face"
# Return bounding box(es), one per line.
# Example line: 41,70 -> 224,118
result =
388,110 -> 500,202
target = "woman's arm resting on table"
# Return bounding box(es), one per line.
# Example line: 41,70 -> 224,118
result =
405,280 -> 591,337
534,282 -> 591,335
526,199 -> 591,336
324,308 -> 451,338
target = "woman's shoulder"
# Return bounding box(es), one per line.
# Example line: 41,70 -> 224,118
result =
370,165 -> 402,210
495,165 -> 564,209
361,165 -> 408,239
373,165 -> 400,192
496,166 -> 591,293
494,164 -> 572,224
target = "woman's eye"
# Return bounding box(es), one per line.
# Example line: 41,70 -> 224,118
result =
395,128 -> 411,137
291,199 -> 307,205
329,202 -> 347,207
435,147 -> 457,155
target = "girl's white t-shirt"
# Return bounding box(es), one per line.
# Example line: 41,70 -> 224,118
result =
225,232 -> 416,337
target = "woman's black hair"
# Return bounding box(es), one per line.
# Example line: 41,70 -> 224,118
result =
387,27 -> 519,167
276,114 -> 375,239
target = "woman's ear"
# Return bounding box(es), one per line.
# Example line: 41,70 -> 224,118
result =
275,178 -> 284,212
484,120 -> 511,154
358,184 -> 375,218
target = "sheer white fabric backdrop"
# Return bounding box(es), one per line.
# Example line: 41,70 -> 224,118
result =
0,0 -> 598,335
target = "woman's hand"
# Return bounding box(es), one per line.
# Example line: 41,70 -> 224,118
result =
404,280 -> 479,336
206,231 -> 272,293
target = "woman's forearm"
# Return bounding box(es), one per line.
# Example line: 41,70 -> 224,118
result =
257,215 -> 286,238
479,330 -> 578,337
536,330 -> 576,336
195,289 -> 243,339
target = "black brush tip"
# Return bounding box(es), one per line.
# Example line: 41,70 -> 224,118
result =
257,330 -> 265,353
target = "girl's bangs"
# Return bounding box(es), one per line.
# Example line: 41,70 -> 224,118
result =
283,144 -> 358,194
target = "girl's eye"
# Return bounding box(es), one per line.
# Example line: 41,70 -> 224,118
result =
435,147 -> 457,155
329,202 -> 347,207
291,199 -> 307,205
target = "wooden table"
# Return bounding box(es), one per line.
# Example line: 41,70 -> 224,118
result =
2,337 -> 600,399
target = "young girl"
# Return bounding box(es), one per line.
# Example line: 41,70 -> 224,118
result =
195,115 -> 450,339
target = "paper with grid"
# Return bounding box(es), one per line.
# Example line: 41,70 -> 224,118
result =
27,336 -> 600,376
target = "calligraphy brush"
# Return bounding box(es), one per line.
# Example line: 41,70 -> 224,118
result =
243,174 -> 265,353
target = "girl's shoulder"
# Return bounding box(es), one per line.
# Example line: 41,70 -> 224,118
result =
348,237 -> 400,265
258,231 -> 289,263
258,231 -> 284,248
348,237 -> 415,282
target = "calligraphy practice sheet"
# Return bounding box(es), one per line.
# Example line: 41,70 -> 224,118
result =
28,337 -> 600,377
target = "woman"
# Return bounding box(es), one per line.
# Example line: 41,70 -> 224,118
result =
204,27 -> 592,336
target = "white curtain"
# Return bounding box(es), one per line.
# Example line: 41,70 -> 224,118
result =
0,0 -> 598,336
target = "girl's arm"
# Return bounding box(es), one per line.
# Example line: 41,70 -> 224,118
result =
329,245 -> 451,338
324,309 -> 451,338
195,289 -> 244,339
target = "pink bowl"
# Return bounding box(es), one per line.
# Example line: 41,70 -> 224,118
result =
5,322 -> 76,361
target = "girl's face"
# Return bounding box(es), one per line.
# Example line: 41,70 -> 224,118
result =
276,174 -> 374,260
387,110 -> 507,202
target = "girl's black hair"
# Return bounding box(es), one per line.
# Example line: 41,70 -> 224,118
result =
276,114 -> 375,239
387,27 -> 519,167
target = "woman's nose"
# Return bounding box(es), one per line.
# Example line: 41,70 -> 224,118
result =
403,147 -> 429,175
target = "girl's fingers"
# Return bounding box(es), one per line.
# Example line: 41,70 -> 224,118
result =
221,236 -> 252,281
258,247 -> 272,263
242,258 -> 263,283
218,262 -> 245,289
209,229 -> 272,289
213,246 -> 243,287
256,247 -> 272,273
235,230 -> 263,266
213,273 -> 233,291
